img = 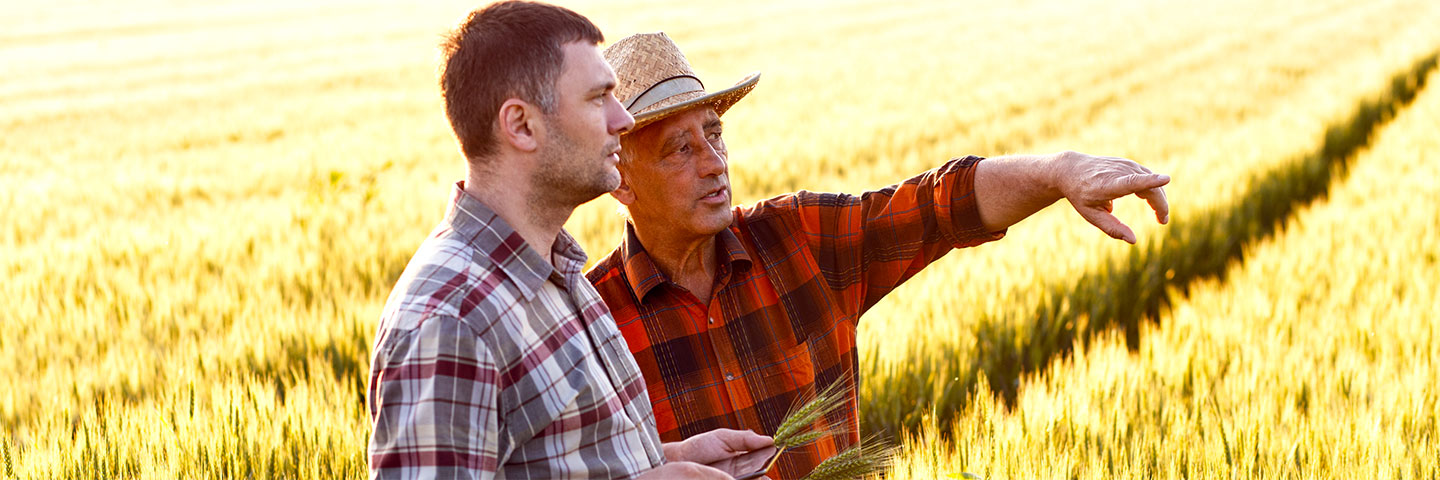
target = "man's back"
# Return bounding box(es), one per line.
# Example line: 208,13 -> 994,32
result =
368,185 -> 663,479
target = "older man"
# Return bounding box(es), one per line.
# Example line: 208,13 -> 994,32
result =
366,5 -> 770,479
585,32 -> 1171,477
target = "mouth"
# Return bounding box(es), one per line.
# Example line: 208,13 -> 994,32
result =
700,186 -> 728,203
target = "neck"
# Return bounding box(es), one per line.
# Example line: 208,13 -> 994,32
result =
464,163 -> 573,264
631,219 -> 718,302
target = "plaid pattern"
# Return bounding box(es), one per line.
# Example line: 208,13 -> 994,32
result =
368,183 -> 664,480
586,156 -> 1005,478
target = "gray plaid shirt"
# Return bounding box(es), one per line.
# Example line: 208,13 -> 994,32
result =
367,184 -> 665,479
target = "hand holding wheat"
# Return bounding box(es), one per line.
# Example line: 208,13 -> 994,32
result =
773,381 -> 893,480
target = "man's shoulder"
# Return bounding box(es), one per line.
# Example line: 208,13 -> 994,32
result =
583,244 -> 625,285
379,232 -> 518,335
737,190 -> 858,223
734,190 -> 851,242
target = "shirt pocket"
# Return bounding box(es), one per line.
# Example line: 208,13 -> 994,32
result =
761,340 -> 814,394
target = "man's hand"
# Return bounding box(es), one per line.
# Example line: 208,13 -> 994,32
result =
1050,151 -> 1170,244
634,461 -> 733,479
639,430 -> 773,480
663,428 -> 774,464
974,151 -> 1171,243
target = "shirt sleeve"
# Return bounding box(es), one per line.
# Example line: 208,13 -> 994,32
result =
788,156 -> 1006,317
368,314 -> 504,480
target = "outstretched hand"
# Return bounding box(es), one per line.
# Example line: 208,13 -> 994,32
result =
1053,151 -> 1170,244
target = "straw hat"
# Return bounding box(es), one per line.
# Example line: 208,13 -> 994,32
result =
604,32 -> 760,132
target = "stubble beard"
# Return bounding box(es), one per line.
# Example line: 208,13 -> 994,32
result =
532,119 -> 621,209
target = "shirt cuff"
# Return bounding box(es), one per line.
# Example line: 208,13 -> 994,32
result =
946,155 -> 1008,248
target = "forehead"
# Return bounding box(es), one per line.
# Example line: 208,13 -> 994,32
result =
558,42 -> 613,87
641,107 -> 721,139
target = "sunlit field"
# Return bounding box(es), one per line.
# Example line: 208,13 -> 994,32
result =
3,0 -> 1439,477
888,66 -> 1440,479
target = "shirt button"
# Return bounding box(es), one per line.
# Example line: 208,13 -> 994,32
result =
708,317 -> 715,324
726,373 -> 735,381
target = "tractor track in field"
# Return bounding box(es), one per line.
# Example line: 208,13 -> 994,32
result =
863,47 -> 1440,439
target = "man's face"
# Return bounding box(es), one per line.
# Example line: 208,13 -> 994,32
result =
534,42 -> 634,206
615,107 -> 733,239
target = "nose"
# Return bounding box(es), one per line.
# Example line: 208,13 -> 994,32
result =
608,94 -> 635,135
696,136 -> 726,178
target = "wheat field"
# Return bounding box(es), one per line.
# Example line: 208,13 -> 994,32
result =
3,0 -> 1439,478
887,65 -> 1440,479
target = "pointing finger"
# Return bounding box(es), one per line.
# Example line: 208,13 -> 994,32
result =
1136,185 -> 1170,224
1107,173 -> 1170,198
1076,205 -> 1137,244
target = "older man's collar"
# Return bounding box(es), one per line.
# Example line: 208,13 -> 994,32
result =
714,224 -> 752,277
620,222 -> 752,302
619,222 -> 665,300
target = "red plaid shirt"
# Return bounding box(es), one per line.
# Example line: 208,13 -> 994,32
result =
586,156 -> 1005,478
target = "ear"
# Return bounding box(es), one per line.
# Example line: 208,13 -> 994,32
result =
496,98 -> 540,152
609,173 -> 636,206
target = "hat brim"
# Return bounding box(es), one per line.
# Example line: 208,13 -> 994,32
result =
628,72 -> 760,132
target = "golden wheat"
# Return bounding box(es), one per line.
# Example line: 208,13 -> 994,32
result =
885,66 -> 1440,479
4,0 -> 1439,477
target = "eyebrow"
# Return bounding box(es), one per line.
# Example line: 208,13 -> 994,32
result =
660,130 -> 687,154
703,118 -> 723,131
589,79 -> 617,96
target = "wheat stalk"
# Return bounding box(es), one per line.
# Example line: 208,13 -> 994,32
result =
799,442 -> 893,480
780,428 -> 840,448
770,380 -> 893,480
774,380 -> 850,447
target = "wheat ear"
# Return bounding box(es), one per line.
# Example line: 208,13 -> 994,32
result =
773,380 -> 850,447
799,441 -> 893,480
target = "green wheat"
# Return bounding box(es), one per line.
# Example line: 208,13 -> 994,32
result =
774,381 -> 850,448
800,441 -> 893,480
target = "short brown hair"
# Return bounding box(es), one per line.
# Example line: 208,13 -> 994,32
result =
440,1 -> 604,160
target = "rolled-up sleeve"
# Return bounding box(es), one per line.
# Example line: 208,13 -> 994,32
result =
788,156 -> 1007,317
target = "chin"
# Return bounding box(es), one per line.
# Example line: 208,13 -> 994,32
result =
701,209 -> 735,234
602,174 -> 622,193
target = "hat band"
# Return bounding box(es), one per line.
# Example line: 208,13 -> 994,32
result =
626,75 -> 704,114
